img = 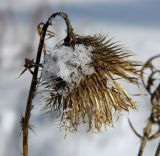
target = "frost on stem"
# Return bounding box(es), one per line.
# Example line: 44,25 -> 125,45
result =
38,12 -> 140,132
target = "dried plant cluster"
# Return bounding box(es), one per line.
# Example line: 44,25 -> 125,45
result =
129,55 -> 160,156
21,11 -> 142,156
21,12 -> 160,156
38,13 -> 140,132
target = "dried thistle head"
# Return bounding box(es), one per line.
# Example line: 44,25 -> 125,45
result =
39,12 -> 140,132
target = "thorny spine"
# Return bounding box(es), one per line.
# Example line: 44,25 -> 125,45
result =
22,12 -> 73,156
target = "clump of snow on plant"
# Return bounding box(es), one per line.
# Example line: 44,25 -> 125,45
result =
41,45 -> 95,90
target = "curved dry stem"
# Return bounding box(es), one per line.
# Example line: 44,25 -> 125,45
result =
49,12 -> 75,45
134,54 -> 160,156
155,141 -> 160,156
22,12 -> 73,156
128,118 -> 142,138
141,54 -> 160,94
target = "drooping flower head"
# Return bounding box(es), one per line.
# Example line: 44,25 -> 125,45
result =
39,12 -> 140,132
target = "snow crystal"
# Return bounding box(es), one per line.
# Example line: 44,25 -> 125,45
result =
41,44 -> 95,92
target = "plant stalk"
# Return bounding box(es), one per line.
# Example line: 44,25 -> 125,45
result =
22,12 -> 72,156
137,119 -> 152,156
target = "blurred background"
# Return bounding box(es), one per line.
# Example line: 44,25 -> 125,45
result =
0,0 -> 160,156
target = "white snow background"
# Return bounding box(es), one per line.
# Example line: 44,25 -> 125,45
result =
0,0 -> 160,156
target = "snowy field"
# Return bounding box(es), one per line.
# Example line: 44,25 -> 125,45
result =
0,1 -> 160,156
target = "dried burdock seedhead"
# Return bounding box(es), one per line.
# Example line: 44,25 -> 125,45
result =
36,12 -> 141,132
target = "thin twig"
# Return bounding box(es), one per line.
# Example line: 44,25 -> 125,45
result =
128,119 -> 142,138
149,131 -> 160,140
22,21 -> 48,156
138,118 -> 153,156
155,141 -> 160,156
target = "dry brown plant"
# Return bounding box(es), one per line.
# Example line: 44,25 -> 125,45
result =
21,12 -> 140,156
129,54 -> 160,156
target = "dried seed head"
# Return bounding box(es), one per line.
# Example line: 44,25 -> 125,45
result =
39,13 -> 140,132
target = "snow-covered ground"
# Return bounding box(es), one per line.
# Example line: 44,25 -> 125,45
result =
0,1 -> 160,156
